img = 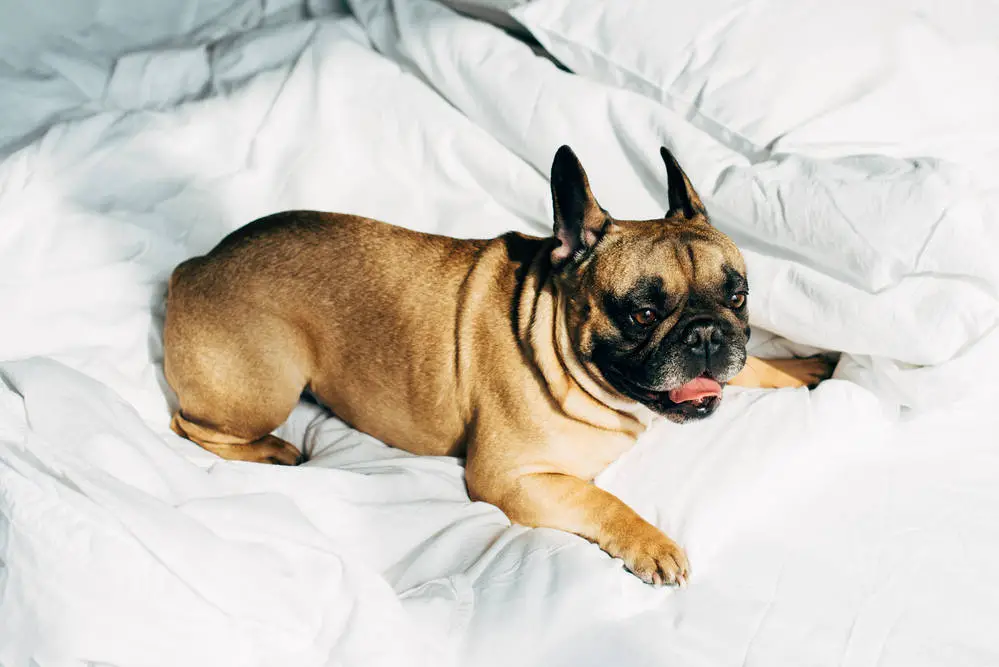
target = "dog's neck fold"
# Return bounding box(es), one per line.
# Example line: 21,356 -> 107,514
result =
517,247 -> 652,437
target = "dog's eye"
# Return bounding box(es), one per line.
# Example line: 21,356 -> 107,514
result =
632,308 -> 658,326
729,292 -> 747,309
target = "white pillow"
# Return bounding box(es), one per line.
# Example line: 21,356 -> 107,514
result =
513,0 -> 999,174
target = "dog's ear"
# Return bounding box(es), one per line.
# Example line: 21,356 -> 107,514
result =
660,146 -> 705,220
550,145 -> 610,268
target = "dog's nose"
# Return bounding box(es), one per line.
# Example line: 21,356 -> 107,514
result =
684,321 -> 723,356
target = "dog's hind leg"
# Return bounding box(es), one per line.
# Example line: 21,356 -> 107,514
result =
163,291 -> 311,466
170,412 -> 303,465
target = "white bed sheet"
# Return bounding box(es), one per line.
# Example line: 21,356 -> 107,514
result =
1,3 -> 998,667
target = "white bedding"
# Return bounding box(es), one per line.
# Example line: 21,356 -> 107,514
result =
2,1 -> 998,666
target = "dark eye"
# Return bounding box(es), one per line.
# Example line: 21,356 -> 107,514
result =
632,308 -> 658,326
729,292 -> 747,309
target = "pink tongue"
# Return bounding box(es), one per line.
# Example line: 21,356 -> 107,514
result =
668,377 -> 723,403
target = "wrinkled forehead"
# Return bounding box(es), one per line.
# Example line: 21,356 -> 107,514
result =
685,234 -> 745,283
591,224 -> 745,297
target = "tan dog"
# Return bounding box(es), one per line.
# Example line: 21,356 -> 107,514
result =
164,146 -> 830,585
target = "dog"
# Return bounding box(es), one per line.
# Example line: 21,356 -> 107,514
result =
163,145 -> 831,585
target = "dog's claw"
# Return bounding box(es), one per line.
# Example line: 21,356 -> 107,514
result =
801,354 -> 837,389
618,531 -> 689,587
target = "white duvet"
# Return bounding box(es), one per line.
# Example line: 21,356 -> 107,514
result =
2,1 -> 998,666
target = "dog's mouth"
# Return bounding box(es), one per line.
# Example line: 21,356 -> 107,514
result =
615,373 -> 724,421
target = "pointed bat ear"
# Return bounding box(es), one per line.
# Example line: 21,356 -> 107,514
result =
660,146 -> 705,219
550,145 -> 611,268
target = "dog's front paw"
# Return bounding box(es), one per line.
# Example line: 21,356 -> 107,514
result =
746,354 -> 836,390
613,527 -> 690,587
777,354 -> 837,389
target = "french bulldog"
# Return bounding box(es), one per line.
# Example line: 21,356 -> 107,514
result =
163,145 -> 830,584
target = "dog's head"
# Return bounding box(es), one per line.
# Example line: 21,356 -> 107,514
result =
549,145 -> 749,423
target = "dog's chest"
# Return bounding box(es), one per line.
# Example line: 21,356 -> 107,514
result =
546,421 -> 641,481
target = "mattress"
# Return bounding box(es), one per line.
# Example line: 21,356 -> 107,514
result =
2,1 -> 998,666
